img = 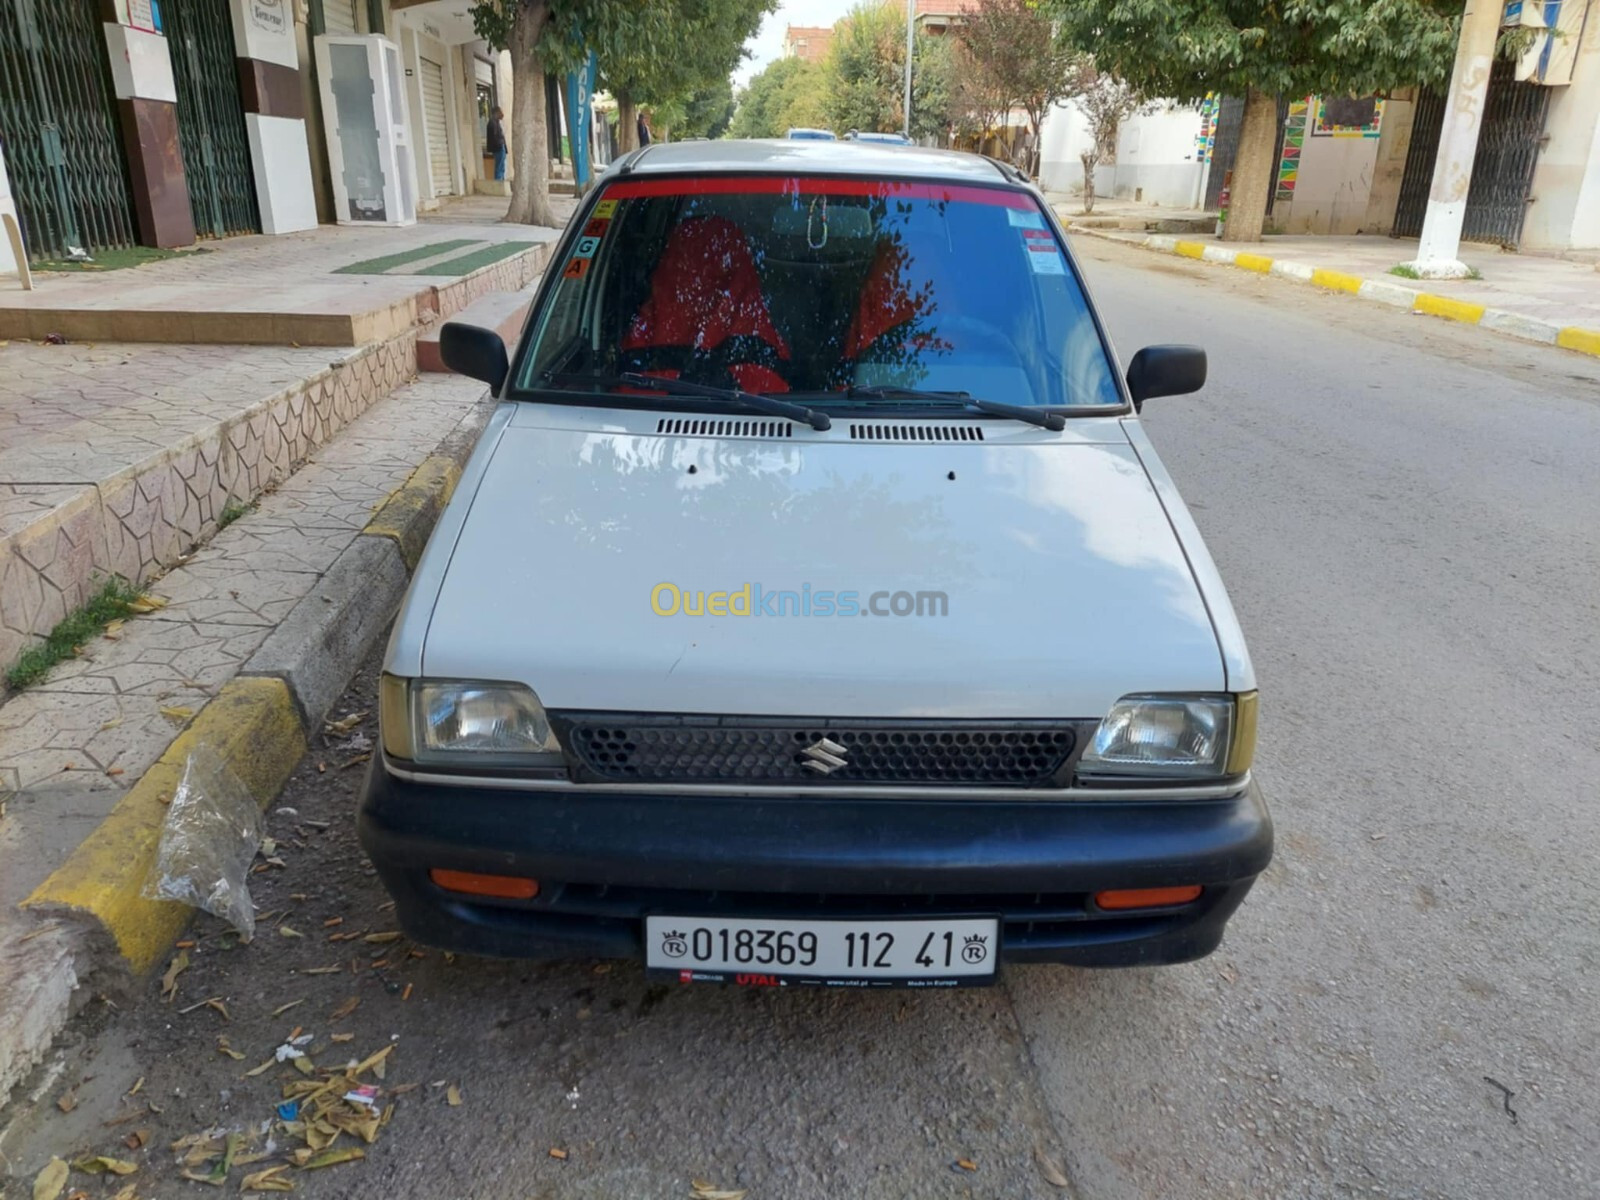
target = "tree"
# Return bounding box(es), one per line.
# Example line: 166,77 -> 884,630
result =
678,77 -> 738,139
959,0 -> 1078,175
601,0 -> 775,153
1046,0 -> 1460,241
825,2 -> 953,139
730,57 -> 831,138
1067,62 -> 1138,214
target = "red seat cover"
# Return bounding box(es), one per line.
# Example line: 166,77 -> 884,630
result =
621,216 -> 790,394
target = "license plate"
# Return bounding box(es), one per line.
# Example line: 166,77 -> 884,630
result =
645,915 -> 999,987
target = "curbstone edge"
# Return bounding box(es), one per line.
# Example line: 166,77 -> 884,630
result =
1076,225 -> 1600,361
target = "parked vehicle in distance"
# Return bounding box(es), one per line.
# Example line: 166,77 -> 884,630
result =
359,139 -> 1272,989
786,128 -> 836,140
844,130 -> 912,145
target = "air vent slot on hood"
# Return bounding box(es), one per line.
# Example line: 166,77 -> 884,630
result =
656,418 -> 793,438
849,423 -> 985,442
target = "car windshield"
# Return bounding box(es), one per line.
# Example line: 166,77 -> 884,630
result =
513,175 -> 1123,411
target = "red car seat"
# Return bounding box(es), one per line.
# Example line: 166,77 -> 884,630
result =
621,216 -> 791,394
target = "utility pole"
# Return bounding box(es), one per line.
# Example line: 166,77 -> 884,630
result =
1405,0 -> 1502,278
903,0 -> 914,139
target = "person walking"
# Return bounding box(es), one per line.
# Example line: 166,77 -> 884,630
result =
637,109 -> 653,147
486,106 -> 507,181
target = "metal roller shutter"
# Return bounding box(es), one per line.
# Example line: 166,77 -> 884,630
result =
420,57 -> 453,196
322,0 -> 360,36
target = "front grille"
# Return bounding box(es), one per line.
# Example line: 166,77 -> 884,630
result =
555,715 -> 1075,787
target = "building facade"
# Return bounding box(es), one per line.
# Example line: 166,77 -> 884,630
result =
0,0 -> 512,271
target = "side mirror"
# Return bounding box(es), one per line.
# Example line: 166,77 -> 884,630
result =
439,322 -> 509,391
1126,345 -> 1207,410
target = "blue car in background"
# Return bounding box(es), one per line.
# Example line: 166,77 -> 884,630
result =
845,131 -> 913,145
786,128 -> 836,140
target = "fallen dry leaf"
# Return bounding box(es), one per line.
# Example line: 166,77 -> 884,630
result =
56,1086 -> 79,1113
1036,1149 -> 1070,1188
125,595 -> 169,614
302,1146 -> 365,1170
217,1035 -> 246,1061
33,1157 -> 69,1200
446,1085 -> 461,1107
330,996 -> 360,1021
324,712 -> 368,736
123,1129 -> 148,1151
70,1156 -> 138,1176
330,1032 -> 355,1043
689,1182 -> 747,1200
159,705 -> 195,724
245,1057 -> 277,1077
280,926 -> 304,939
363,931 -> 401,944
272,1000 -> 305,1017
206,997 -> 232,1021
111,1185 -> 137,1200
240,1165 -> 295,1192
160,949 -> 190,1003
300,965 -> 343,975
127,1076 -> 144,1095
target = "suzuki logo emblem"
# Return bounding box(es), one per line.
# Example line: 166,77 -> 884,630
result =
800,737 -> 848,775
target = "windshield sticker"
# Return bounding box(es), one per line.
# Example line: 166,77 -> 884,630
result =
1023,230 -> 1066,274
592,199 -> 618,219
582,217 -> 609,238
1007,208 -> 1045,229
561,256 -> 591,280
573,234 -> 601,259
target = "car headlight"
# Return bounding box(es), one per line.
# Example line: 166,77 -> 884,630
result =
380,676 -> 564,767
1078,692 -> 1256,780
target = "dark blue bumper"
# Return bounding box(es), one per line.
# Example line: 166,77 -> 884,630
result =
357,762 -> 1273,969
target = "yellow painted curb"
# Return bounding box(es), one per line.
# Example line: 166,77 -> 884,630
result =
1310,268 -> 1364,295
1556,327 -> 1600,358
1174,241 -> 1206,260
1414,293 -> 1486,324
1234,253 -> 1273,273
23,677 -> 307,976
363,453 -> 463,571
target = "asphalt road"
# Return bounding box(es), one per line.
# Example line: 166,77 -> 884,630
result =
5,236 -> 1600,1200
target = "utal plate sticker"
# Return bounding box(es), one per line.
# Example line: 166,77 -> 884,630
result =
646,915 -> 999,988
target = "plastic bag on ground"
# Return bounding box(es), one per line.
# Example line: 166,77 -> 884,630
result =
142,746 -> 262,940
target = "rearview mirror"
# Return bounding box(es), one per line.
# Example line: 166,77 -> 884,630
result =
440,322 -> 510,391
1126,345 -> 1207,410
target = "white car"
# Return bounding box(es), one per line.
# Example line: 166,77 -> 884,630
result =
359,140 -> 1272,987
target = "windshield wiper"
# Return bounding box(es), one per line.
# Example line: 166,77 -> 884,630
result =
844,385 -> 1066,431
537,371 -> 830,431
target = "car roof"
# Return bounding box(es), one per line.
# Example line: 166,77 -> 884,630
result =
606,138 -> 1018,185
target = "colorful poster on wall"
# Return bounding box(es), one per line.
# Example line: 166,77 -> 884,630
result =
1310,96 -> 1385,138
1275,99 -> 1310,204
1194,93 -> 1220,163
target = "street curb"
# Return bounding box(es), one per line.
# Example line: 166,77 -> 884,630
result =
17,406 -> 484,980
1078,227 -> 1600,360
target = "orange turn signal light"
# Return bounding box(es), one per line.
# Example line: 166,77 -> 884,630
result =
1095,885 -> 1203,911
429,869 -> 540,900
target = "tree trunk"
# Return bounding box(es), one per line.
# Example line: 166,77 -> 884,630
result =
1080,152 -> 1097,214
505,0 -> 558,227
616,94 -> 639,154
1220,87 -> 1278,243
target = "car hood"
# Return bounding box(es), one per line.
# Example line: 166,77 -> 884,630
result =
420,412 -> 1224,718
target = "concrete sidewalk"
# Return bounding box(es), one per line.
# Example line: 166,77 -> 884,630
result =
0,194 -> 570,346
0,202 -> 561,677
1061,213 -> 1600,359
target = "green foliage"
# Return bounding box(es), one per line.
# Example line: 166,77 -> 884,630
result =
5,577 -> 141,691
825,2 -> 953,139
960,0 -> 1079,134
730,57 -> 830,138
677,76 -> 738,139
598,0 -> 775,113
1045,0 -> 1462,102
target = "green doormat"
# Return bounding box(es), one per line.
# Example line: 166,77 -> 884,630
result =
412,241 -> 538,276
331,239 -> 479,275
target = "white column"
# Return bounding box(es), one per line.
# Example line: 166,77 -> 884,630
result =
1405,0 -> 1503,278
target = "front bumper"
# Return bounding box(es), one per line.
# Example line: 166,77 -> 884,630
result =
357,763 -> 1273,969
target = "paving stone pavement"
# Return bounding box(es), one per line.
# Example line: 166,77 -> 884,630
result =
0,370 -> 491,916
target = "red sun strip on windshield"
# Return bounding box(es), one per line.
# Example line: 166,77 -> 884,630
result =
601,176 -> 1034,209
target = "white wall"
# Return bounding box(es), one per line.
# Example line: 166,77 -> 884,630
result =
1275,131 -> 1381,235
1039,99 -> 1206,207
1523,4 -> 1600,251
